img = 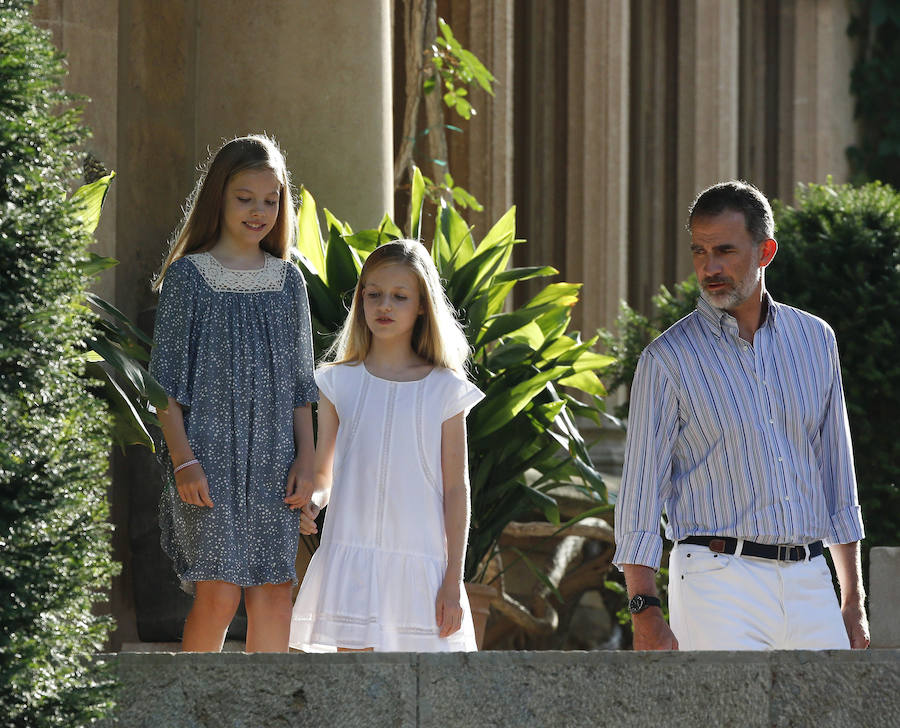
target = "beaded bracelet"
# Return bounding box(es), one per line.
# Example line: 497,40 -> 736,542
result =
173,458 -> 199,474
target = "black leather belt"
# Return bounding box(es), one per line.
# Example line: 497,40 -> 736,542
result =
679,536 -> 824,562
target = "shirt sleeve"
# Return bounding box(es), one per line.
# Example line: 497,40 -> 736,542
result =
442,371 -> 485,422
291,265 -> 319,407
613,350 -> 679,572
149,259 -> 196,409
820,330 -> 865,545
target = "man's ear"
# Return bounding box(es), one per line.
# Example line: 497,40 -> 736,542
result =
759,238 -> 777,268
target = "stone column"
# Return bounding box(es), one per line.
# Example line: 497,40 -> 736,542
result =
513,0 -> 568,302
31,0 -> 119,303
870,547 -> 900,648
675,0 -> 740,282
440,0 -> 514,239
738,0 -> 779,198
776,0 -> 855,203
628,0 -> 678,315
194,0 -> 393,233
566,0 -> 630,334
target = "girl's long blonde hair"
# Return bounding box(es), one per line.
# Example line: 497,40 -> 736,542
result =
329,240 -> 470,373
152,134 -> 296,290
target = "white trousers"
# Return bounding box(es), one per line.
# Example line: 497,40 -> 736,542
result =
668,542 -> 850,650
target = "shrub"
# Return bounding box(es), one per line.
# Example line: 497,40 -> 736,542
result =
769,181 -> 900,548
0,2 -> 116,725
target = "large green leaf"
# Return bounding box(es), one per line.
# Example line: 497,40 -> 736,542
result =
85,361 -> 154,451
475,205 -> 516,254
525,282 -> 581,309
86,292 -> 153,347
477,302 -> 563,347
87,334 -> 168,409
493,265 -> 558,284
557,370 -> 607,396
469,366 -> 568,437
378,213 -> 403,239
296,186 -> 326,279
410,166 -> 425,240
77,252 -> 119,277
442,203 -> 475,267
71,172 -> 115,235
324,225 -> 362,300
296,257 -> 347,331
448,240 -> 515,311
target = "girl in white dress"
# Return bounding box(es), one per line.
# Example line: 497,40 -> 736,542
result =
286,240 -> 483,652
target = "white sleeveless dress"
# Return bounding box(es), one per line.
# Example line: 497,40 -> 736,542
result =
289,363 -> 484,652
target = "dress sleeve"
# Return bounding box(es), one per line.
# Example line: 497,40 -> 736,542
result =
149,259 -> 197,408
291,265 -> 319,407
441,370 -> 485,422
314,366 -> 336,404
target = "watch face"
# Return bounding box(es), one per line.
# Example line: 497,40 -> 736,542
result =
629,595 -> 644,613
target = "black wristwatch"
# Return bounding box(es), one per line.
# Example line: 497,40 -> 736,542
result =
628,594 -> 661,614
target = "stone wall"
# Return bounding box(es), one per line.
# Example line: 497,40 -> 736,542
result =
103,649 -> 900,727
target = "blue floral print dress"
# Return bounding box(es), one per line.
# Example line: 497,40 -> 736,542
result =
150,252 -> 317,593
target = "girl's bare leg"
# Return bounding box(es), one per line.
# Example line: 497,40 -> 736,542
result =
182,580 -> 241,652
244,582 -> 294,652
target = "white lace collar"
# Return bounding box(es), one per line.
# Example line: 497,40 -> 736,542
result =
185,252 -> 287,293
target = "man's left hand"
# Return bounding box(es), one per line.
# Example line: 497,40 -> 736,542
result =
841,599 -> 870,649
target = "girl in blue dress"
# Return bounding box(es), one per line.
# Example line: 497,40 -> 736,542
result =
150,135 -> 317,652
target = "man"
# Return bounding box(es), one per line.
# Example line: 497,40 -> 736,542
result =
613,180 -> 869,651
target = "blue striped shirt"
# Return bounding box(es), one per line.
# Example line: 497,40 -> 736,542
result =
613,292 -> 865,571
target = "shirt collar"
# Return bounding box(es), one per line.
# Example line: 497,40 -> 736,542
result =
696,290 -> 779,338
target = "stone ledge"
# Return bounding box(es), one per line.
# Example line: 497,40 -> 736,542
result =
101,649 -> 899,728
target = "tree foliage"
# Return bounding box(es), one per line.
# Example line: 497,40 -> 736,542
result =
769,181 -> 900,548
0,2 -> 116,724
848,0 -> 900,187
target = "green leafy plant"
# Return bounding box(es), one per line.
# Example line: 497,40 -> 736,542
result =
395,6 -> 495,213
72,174 -> 169,451
295,167 -> 614,583
0,1 -> 116,723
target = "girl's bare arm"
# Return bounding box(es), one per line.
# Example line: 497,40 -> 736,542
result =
157,397 -> 212,507
436,412 -> 470,637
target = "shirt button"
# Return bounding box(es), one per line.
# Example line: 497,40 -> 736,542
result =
785,496 -> 790,501
777,457 -> 783,462
769,419 -> 775,424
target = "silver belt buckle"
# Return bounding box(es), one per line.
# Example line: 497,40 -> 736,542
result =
777,545 -> 802,561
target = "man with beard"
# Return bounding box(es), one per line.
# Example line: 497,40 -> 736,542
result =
613,180 -> 869,651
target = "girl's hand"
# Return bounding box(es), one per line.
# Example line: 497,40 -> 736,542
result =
435,579 -> 463,638
284,458 -> 314,508
298,502 -> 321,535
174,462 -> 213,507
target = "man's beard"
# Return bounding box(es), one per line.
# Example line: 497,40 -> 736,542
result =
700,264 -> 760,312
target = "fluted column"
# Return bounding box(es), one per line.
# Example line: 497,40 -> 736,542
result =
675,0 -> 740,281
776,0 -> 855,202
628,0 -> 678,314
441,0 -> 514,238
566,0 -> 630,334
31,0 -> 119,303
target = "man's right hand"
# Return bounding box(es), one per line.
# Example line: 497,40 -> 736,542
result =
632,608 -> 679,650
